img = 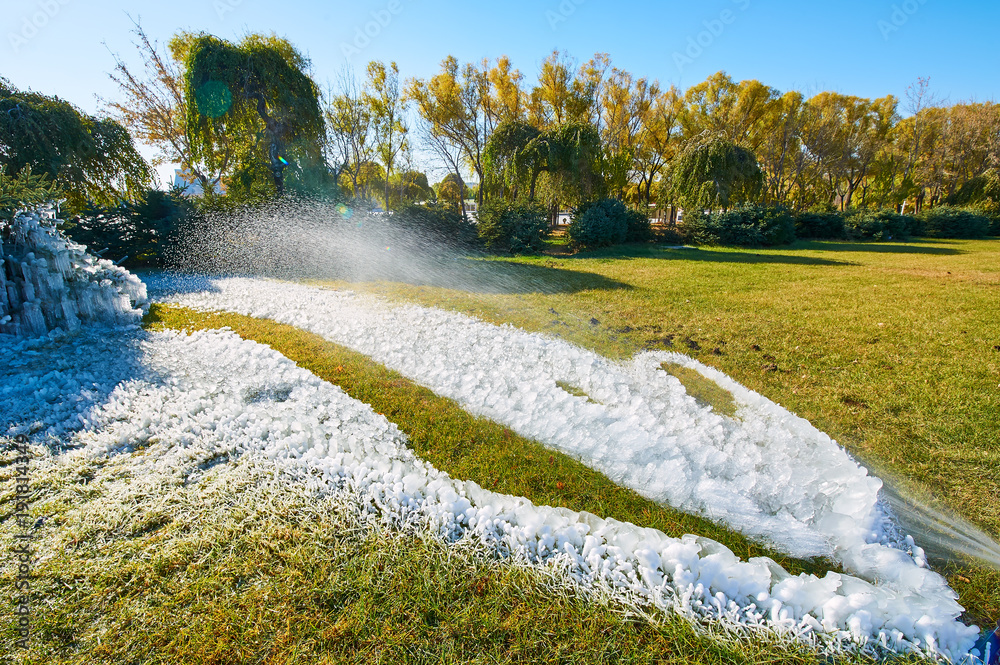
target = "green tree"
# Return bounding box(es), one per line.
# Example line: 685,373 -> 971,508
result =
482,120 -> 602,209
365,61 -> 408,209
393,170 -> 434,205
0,78 -> 151,212
670,132 -> 763,212
62,189 -> 194,267
0,166 -> 61,229
182,33 -> 326,199
482,120 -> 542,202
537,121 -> 605,208
436,172 -> 467,212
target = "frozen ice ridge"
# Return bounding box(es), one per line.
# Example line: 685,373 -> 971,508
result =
0,211 -> 147,337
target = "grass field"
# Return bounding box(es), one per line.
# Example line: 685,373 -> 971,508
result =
4,236 -> 997,663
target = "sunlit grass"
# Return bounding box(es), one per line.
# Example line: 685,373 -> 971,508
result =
659,362 -> 738,418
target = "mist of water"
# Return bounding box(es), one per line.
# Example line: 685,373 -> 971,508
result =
167,198 -> 620,297
881,481 -> 1000,571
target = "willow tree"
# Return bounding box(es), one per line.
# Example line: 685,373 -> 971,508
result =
0,78 -> 151,211
106,23 -> 237,202
669,132 -> 763,212
482,120 -> 541,201
182,33 -> 324,198
483,120 -> 602,208
540,121 -> 605,206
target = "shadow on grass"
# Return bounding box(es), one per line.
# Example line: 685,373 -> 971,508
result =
556,244 -> 851,266
793,239 -> 965,255
446,258 -> 632,294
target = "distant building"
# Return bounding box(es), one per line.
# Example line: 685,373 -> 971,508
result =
173,169 -> 225,197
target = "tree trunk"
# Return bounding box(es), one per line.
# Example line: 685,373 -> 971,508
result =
458,173 -> 468,223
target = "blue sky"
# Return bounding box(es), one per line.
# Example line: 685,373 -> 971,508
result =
3,0 -> 998,185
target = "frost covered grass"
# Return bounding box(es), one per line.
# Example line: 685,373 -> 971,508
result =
305,237 -> 1000,628
0,451 -> 846,665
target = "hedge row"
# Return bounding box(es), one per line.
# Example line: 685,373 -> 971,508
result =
405,200 -> 998,252
683,204 -> 999,248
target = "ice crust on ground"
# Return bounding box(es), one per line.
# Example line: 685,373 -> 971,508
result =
0,212 -> 147,336
1,323 -> 981,660
144,275 -> 981,659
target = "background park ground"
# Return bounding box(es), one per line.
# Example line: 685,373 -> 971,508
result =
3,10 -> 1000,658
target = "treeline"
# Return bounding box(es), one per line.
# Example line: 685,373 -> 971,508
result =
3,24 -> 999,262
397,54 -> 999,224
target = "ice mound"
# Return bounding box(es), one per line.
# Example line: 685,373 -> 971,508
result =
151,275 -> 981,659
1,324 -> 979,660
0,211 -> 147,337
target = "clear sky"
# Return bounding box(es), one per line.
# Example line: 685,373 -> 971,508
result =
3,0 -> 998,186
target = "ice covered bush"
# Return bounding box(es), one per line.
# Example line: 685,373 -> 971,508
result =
0,211 -> 147,336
